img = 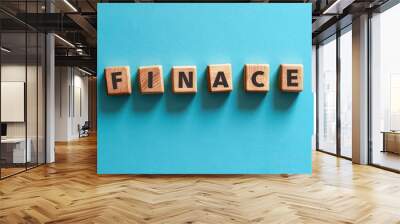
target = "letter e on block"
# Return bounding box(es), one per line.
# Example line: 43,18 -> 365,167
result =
105,66 -> 132,95
244,64 -> 269,92
172,66 -> 197,93
208,64 -> 233,92
138,65 -> 164,94
280,64 -> 303,92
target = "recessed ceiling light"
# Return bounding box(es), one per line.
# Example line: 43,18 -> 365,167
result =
322,0 -> 354,15
63,0 -> 78,12
78,67 -> 93,76
1,47 -> 11,53
54,34 -> 75,48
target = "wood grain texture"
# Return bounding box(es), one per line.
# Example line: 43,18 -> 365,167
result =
171,66 -> 197,93
105,66 -> 132,95
1,135 -> 400,223
244,64 -> 269,92
88,77 -> 97,132
207,64 -> 233,92
138,65 -> 164,94
280,64 -> 303,92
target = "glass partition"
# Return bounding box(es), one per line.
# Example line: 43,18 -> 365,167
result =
38,32 -> 45,165
317,36 -> 337,154
339,28 -> 352,158
371,4 -> 400,171
27,31 -> 38,169
0,1 -> 46,179
1,31 -> 28,177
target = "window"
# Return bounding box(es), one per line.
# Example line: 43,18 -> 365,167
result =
317,36 -> 337,154
370,3 -> 400,171
339,28 -> 352,158
316,26 -> 353,159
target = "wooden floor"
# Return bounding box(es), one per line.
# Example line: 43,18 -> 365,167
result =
0,167 -> 26,178
1,135 -> 400,224
373,150 -> 400,171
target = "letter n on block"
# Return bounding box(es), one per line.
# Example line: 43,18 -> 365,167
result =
280,64 -> 303,92
105,66 -> 132,95
138,65 -> 164,94
208,64 -> 233,92
172,66 -> 197,93
244,64 -> 269,92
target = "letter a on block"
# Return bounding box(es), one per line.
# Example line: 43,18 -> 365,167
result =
207,64 -> 233,92
105,66 -> 132,95
138,65 -> 164,94
172,66 -> 197,93
280,64 -> 303,92
244,64 -> 269,92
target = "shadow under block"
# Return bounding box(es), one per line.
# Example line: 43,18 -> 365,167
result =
244,64 -> 270,92
207,64 -> 233,92
105,66 -> 132,95
138,65 -> 164,94
280,64 -> 303,92
171,66 -> 197,93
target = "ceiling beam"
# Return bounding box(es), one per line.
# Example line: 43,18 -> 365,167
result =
67,13 -> 97,46
55,55 -> 96,72
322,0 -> 356,14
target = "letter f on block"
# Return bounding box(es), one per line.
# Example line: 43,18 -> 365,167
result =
105,66 -> 132,95
111,72 -> 122,89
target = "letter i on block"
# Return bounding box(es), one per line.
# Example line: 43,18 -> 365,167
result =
172,66 -> 197,93
105,66 -> 132,95
208,64 -> 233,92
244,64 -> 269,92
138,65 -> 164,94
280,64 -> 304,92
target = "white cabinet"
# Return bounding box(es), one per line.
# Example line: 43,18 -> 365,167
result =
1,138 -> 32,163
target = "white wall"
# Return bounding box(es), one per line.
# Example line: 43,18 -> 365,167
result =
55,67 -> 89,141
1,65 -> 41,137
55,66 -> 69,141
1,63 -> 46,164
1,65 -> 27,140
71,73 -> 89,138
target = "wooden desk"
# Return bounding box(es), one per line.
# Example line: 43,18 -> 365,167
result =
382,131 -> 400,154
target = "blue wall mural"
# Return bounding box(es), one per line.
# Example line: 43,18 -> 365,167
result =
97,3 -> 313,174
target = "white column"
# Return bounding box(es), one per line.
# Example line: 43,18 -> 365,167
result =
352,14 -> 369,164
46,32 -> 55,163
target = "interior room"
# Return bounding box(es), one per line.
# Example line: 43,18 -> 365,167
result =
0,24 -> 46,178
370,3 -> 400,171
1,0 -> 400,223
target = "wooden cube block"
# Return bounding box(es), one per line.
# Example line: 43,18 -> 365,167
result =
207,64 -> 233,92
280,64 -> 303,92
171,66 -> 197,93
105,66 -> 132,95
138,65 -> 164,94
244,64 -> 269,92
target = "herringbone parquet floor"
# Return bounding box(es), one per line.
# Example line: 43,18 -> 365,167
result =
1,135 -> 400,224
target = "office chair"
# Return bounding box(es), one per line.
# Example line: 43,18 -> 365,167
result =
79,121 -> 90,138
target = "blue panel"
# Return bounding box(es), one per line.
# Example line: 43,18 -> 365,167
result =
97,3 -> 313,174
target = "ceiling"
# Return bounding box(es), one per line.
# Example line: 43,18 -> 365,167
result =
0,0 -> 394,74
